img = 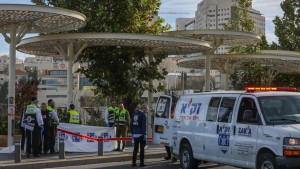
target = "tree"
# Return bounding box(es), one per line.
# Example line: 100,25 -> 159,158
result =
31,0 -> 171,112
224,0 -> 254,32
15,79 -> 39,127
273,0 -> 300,51
272,0 -> 300,89
230,61 -> 265,89
0,81 -> 8,104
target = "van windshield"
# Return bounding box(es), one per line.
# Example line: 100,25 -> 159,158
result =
258,96 -> 300,125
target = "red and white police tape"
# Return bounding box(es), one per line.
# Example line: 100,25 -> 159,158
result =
56,128 -> 153,142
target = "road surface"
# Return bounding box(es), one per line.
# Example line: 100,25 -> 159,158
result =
43,158 -> 238,169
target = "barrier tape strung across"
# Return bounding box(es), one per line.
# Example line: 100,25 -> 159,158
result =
56,128 -> 153,142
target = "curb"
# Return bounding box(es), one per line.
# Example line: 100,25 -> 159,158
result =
0,151 -> 165,169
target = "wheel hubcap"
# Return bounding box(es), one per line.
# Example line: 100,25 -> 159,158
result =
261,161 -> 273,169
182,150 -> 190,169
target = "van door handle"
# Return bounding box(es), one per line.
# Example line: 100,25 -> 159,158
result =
233,125 -> 236,135
216,124 -> 219,134
175,120 -> 181,122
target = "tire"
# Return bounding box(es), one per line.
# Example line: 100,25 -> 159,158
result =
180,143 -> 198,169
256,152 -> 277,169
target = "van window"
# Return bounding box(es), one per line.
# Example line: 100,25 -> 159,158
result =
259,96 -> 300,125
156,96 -> 171,118
237,98 -> 260,124
206,97 -> 221,121
218,97 -> 236,123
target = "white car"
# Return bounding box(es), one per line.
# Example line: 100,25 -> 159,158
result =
154,87 -> 300,169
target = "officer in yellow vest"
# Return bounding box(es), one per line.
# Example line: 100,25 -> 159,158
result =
65,104 -> 81,124
104,101 -> 118,127
22,97 -> 43,158
46,99 -> 59,155
114,103 -> 130,151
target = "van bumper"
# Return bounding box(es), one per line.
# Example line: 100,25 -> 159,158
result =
276,156 -> 300,169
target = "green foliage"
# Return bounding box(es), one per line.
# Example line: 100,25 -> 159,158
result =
0,81 -> 8,104
224,0 -> 254,32
273,73 -> 300,89
31,0 -> 171,109
273,0 -> 300,51
272,0 -> 300,87
230,61 -> 265,89
0,115 -> 7,135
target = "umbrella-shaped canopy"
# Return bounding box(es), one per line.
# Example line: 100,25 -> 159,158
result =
163,29 -> 261,91
0,4 -> 86,147
0,4 -> 86,34
17,32 -> 212,109
17,33 -> 211,56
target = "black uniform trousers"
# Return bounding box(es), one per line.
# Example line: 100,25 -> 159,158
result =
41,126 -> 50,154
132,135 -> 146,165
49,126 -> 56,153
26,126 -> 41,156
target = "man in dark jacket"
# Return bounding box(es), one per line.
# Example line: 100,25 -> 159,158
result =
40,103 -> 51,155
131,105 -> 147,167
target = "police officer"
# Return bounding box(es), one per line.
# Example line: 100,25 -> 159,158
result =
46,99 -> 59,154
114,103 -> 130,151
131,105 -> 147,167
22,97 -> 43,158
104,101 -> 118,127
40,103 -> 51,155
65,104 -> 81,124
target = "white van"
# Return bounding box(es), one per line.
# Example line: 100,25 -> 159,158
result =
154,88 -> 300,169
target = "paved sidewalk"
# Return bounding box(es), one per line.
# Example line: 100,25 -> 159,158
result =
0,145 -> 166,169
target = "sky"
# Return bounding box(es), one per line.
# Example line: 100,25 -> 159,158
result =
0,0 -> 284,60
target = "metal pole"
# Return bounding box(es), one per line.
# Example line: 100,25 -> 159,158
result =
67,43 -> 74,107
224,61 -> 229,91
205,55 -> 211,91
98,137 -> 104,156
15,140 -> 21,163
148,52 -> 154,138
59,138 -> 65,159
7,24 -> 17,146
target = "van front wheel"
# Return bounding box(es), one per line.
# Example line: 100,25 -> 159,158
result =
257,152 -> 277,169
180,144 -> 198,169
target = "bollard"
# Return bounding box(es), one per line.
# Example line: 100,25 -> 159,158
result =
59,138 -> 65,159
98,137 -> 104,156
15,140 -> 21,163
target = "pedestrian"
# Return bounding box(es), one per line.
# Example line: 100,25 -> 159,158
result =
64,104 -> 81,124
20,103 -> 28,154
40,103 -> 51,155
114,103 -> 130,151
46,99 -> 59,154
104,100 -> 118,127
131,104 -> 147,167
22,97 -> 43,158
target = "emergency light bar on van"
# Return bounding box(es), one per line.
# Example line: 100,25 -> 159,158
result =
245,87 -> 297,92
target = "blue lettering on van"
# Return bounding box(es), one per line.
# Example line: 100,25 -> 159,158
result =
181,104 -> 187,114
218,126 -> 230,154
189,103 -> 202,115
181,102 -> 202,115
238,126 -> 252,137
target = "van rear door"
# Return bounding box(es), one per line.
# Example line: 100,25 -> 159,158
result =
153,95 -> 172,146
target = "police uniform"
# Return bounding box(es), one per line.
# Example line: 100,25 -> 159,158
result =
46,106 -> 59,154
115,108 -> 130,151
41,108 -> 51,154
67,109 -> 80,124
104,106 -> 118,127
23,103 -> 43,157
131,109 -> 147,167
